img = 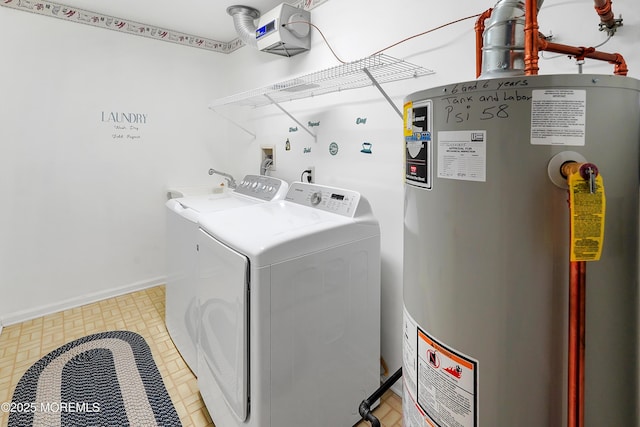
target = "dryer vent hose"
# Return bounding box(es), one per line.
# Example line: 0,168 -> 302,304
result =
227,5 -> 260,48
358,367 -> 403,427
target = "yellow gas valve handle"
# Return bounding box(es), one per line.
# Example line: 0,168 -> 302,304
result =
561,161 -> 599,181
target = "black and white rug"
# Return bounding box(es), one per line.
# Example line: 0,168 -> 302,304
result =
9,330 -> 182,427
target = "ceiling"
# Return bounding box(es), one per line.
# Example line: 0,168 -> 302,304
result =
55,0 -> 289,43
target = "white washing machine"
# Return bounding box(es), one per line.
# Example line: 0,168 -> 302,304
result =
165,175 -> 288,376
196,182 -> 381,427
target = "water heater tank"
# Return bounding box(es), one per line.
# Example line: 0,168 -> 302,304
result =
402,74 -> 639,426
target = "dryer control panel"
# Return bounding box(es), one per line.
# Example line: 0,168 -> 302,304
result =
285,182 -> 362,217
234,175 -> 288,201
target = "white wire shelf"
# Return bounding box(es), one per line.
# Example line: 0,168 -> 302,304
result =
209,54 -> 435,109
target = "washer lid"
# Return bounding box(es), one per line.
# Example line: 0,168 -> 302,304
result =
198,198 -> 379,266
177,193 -> 259,213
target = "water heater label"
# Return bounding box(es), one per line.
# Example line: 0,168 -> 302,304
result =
403,307 -> 478,427
530,89 -> 586,146
437,130 -> 486,182
404,100 -> 433,189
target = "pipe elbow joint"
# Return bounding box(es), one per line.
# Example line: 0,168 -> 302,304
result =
358,401 -> 381,427
612,53 -> 629,76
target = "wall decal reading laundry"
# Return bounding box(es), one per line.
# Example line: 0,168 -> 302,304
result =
101,112 -> 148,124
102,111 -> 147,141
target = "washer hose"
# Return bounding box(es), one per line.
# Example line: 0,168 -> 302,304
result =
358,367 -> 402,427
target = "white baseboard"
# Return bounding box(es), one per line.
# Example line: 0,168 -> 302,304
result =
0,276 -> 166,328
390,380 -> 402,398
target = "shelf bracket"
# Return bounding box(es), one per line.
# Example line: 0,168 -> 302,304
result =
264,94 -> 317,141
362,67 -> 403,119
211,108 -> 256,139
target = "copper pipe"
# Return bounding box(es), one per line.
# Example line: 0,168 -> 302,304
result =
538,37 -> 628,75
475,8 -> 493,78
567,261 -> 578,427
561,162 -> 583,179
522,0 -> 627,77
568,260 -> 586,427
593,0 -> 616,29
524,0 -> 540,75
564,162 -> 595,427
578,261 -> 586,427
564,163 -> 582,427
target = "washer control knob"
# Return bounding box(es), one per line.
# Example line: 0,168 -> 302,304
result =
310,191 -> 322,206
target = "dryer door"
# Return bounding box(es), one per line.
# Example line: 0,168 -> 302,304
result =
197,229 -> 249,421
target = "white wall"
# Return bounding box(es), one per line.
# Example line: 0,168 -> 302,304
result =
0,8 -> 230,324
2,0 -> 639,398
218,0 -> 640,391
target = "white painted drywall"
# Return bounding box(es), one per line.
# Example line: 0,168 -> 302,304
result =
0,8 -> 231,323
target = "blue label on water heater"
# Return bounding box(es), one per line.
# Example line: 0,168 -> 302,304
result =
406,100 -> 433,190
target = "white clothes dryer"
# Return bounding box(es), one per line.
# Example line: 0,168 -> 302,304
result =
165,175 -> 288,376
196,182 -> 381,427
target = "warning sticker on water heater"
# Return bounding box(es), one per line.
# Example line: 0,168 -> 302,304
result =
403,307 -> 478,427
405,100 -> 433,189
569,172 -> 606,261
530,89 -> 586,146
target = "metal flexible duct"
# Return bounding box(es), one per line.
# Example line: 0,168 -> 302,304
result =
227,5 -> 260,48
480,0 -> 543,78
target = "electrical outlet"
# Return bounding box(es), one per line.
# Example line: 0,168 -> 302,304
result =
307,166 -> 315,183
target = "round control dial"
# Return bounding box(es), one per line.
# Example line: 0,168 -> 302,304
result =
310,191 -> 322,206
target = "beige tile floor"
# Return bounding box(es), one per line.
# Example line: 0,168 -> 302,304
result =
0,285 -> 402,427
